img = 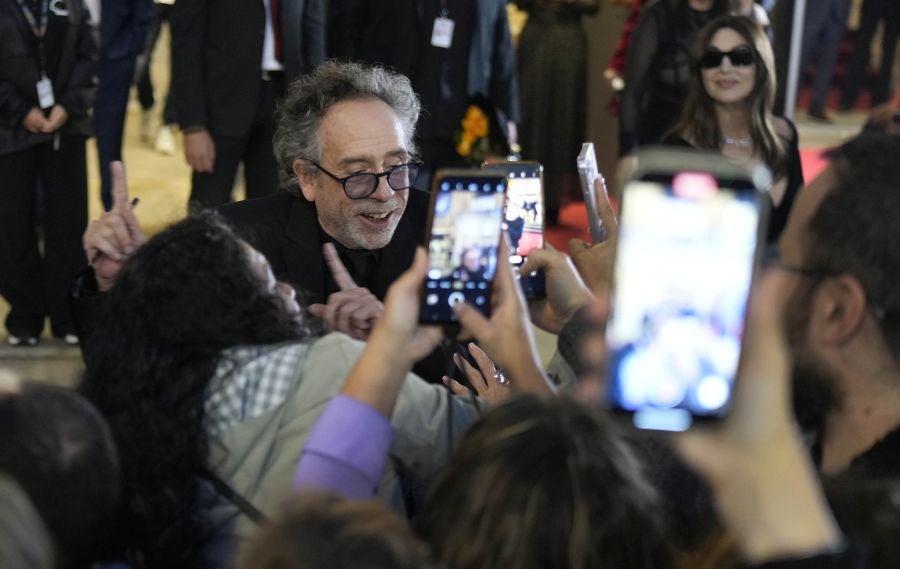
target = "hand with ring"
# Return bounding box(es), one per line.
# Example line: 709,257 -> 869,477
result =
443,343 -> 513,404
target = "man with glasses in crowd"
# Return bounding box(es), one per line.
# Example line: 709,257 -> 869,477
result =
81,61 -> 449,381
218,61 -> 448,377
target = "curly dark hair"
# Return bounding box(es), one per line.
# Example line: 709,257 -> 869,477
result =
79,212 -> 310,568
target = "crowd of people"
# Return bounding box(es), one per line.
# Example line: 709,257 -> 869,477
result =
1,1 -> 900,569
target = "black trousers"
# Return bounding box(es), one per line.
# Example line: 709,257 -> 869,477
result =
0,136 -> 88,337
95,55 -> 137,209
188,75 -> 282,209
840,0 -> 900,108
135,3 -> 177,125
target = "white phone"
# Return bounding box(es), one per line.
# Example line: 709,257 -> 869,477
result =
577,142 -> 607,243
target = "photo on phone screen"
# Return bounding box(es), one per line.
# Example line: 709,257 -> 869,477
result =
606,162 -> 766,431
421,171 -> 507,324
483,161 -> 546,298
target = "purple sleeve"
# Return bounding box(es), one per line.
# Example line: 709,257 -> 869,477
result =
293,395 -> 394,499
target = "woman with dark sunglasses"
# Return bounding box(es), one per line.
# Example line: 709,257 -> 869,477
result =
663,15 -> 803,243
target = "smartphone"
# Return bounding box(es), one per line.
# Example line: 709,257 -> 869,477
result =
420,170 -> 508,324
604,148 -> 771,431
577,142 -> 607,243
483,160 -> 546,299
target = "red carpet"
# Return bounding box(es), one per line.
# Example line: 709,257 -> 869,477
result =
546,148 -> 831,250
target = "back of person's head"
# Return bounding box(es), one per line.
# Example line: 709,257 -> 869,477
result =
242,492 -> 432,569
274,60 -> 421,193
0,384 -> 119,569
0,474 -> 54,569
418,396 -> 674,569
815,134 -> 900,367
94,211 -> 307,357
80,212 -> 309,569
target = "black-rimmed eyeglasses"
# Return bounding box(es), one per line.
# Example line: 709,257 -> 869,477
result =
311,160 -> 422,200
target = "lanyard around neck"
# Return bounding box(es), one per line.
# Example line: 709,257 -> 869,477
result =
15,0 -> 51,74
15,0 -> 49,38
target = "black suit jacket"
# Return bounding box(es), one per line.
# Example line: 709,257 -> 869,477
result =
218,189 -> 428,304
171,0 -> 326,138
218,189 -> 453,382
328,0 -> 519,124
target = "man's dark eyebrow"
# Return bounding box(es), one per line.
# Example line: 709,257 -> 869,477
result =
334,149 -> 409,169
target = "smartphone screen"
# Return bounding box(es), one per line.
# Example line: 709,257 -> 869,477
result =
606,170 -> 763,431
420,171 -> 507,324
483,161 -> 546,299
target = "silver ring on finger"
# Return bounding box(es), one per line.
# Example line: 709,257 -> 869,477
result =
493,367 -> 508,386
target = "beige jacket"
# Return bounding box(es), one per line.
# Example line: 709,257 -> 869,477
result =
200,332 -> 480,568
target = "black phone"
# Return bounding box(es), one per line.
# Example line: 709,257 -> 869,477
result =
420,170 -> 508,325
483,160 -> 546,299
605,148 -> 771,431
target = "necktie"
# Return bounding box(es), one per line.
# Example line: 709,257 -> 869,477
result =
270,0 -> 283,62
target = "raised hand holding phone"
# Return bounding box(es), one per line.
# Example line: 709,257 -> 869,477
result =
577,142 -> 608,244
519,244 -> 593,334
674,271 -> 843,563
341,247 -> 444,416
452,239 -> 554,397
568,175 -> 619,295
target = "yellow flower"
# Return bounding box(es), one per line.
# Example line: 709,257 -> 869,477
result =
461,106 -> 489,139
456,135 -> 473,157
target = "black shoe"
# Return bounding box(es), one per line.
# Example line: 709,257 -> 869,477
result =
808,107 -> 833,123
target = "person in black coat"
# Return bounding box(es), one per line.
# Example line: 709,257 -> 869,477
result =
171,0 -> 325,208
327,0 -> 519,187
0,0 -> 99,345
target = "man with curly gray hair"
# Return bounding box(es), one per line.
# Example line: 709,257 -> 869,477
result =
220,61 -> 446,379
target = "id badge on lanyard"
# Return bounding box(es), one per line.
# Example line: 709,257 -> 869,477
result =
37,74 -> 55,108
431,5 -> 454,49
16,0 -> 56,108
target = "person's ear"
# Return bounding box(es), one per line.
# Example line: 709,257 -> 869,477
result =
809,275 -> 868,347
294,159 -> 317,202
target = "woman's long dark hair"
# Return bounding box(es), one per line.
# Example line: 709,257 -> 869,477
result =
418,396 -> 675,569
79,213 -> 309,568
670,15 -> 787,176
